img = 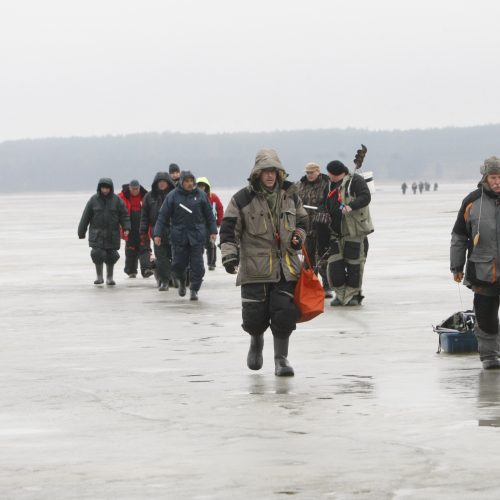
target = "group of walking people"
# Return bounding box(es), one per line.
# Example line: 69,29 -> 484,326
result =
78,149 -> 375,375
78,163 -> 223,301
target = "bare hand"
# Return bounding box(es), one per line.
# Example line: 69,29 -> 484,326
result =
154,236 -> 161,246
341,205 -> 352,215
123,230 -> 129,238
453,272 -> 464,283
209,234 -> 217,242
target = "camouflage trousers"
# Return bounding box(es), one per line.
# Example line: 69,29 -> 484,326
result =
326,235 -> 368,305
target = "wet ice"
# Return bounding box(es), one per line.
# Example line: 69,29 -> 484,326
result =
2,184 -> 500,499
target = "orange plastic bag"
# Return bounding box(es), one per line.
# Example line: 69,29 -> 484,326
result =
294,245 -> 325,323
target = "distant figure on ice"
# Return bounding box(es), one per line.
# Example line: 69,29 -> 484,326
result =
451,156 -> 500,369
296,162 -> 332,297
169,163 -> 181,187
140,172 -> 176,291
78,178 -> 130,286
434,182 -> 439,191
196,177 -> 224,270
118,179 -> 153,279
411,182 -> 418,194
401,182 -> 408,195
321,160 -> 374,306
154,170 -> 217,301
220,149 -> 307,376
425,181 -> 431,192
418,181 -> 424,194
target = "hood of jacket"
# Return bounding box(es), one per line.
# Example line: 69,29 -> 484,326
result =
121,184 -> 148,198
97,177 -> 114,194
196,176 -> 211,195
248,149 -> 287,190
151,172 -> 174,193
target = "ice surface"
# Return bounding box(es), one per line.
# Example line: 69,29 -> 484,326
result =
1,183 -> 500,499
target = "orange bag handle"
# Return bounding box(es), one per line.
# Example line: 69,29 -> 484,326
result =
301,244 -> 313,270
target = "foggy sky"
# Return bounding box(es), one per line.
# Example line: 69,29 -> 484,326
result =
1,0 -> 499,142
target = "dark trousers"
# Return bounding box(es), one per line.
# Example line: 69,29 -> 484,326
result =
124,245 -> 152,276
474,293 -> 500,335
172,242 -> 205,292
241,279 -> 299,339
91,248 -> 119,265
205,237 -> 217,267
154,241 -> 172,283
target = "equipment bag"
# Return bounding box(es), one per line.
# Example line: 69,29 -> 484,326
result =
294,245 -> 325,323
433,310 -> 476,354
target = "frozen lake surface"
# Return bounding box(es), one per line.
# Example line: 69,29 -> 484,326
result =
2,183 -> 500,499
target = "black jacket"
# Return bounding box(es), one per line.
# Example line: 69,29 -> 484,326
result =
139,172 -> 175,237
78,178 -> 131,249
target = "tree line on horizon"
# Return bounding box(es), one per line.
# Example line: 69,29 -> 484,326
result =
0,124 -> 496,192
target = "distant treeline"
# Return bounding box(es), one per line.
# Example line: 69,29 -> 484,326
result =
0,125 -> 494,192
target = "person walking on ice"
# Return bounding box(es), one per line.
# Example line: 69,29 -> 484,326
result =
220,149 -> 308,376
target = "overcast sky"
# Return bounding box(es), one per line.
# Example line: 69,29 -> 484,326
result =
1,0 -> 499,142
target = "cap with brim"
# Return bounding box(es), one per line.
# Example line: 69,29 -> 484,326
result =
305,162 -> 320,173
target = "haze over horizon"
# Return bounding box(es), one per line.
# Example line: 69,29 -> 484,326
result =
2,0 -> 500,142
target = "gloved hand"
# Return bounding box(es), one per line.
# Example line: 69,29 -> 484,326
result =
222,254 -> 239,274
290,231 -> 303,250
78,234 -> 85,239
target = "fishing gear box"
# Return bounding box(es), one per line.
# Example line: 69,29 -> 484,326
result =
433,311 -> 478,354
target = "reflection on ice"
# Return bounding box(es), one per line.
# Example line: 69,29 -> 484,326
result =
478,371 -> 500,427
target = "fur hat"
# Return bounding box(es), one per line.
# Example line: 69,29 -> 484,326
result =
481,156 -> 500,176
326,160 -> 349,175
305,162 -> 320,173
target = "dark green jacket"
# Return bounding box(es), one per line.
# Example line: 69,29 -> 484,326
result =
78,178 -> 130,249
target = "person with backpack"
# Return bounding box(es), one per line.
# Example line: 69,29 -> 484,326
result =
320,160 -> 374,307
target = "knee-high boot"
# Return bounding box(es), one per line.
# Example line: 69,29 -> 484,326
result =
94,263 -> 104,285
476,325 -> 500,369
106,263 -> 116,286
273,336 -> 294,377
247,334 -> 264,370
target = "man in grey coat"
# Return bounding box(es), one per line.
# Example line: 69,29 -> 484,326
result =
78,178 -> 130,285
220,149 -> 308,376
451,157 -> 500,369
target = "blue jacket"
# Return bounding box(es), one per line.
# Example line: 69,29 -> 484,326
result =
154,186 -> 218,246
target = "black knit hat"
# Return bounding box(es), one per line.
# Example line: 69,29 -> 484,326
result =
180,170 -> 195,183
326,160 -> 349,175
169,163 -> 180,174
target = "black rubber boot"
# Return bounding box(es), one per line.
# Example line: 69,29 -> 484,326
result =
273,337 -> 294,377
106,264 -> 116,286
94,263 -> 104,285
158,281 -> 169,291
190,289 -> 198,301
178,279 -> 186,297
247,334 -> 264,370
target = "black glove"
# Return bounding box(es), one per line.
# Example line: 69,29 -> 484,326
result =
290,231 -> 303,251
222,254 -> 239,274
78,234 -> 85,239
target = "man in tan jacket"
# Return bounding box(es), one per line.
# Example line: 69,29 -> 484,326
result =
220,149 -> 308,376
